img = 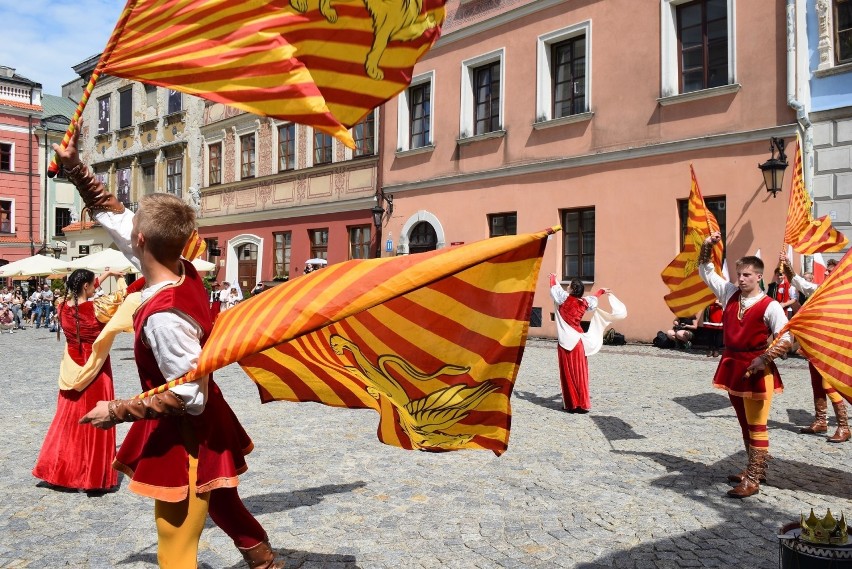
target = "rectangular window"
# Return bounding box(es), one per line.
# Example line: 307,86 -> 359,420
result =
167,157 -> 183,197
168,90 -> 182,114
353,111 -> 375,157
409,82 -> 431,149
116,167 -> 131,206
119,88 -> 133,129
145,84 -> 157,109
273,231 -> 291,278
561,207 -> 595,281
488,212 -> 517,237
0,199 -> 12,233
97,95 -> 111,133
240,134 -> 256,178
309,228 -> 329,260
551,36 -> 586,118
314,131 -> 333,165
0,142 -> 11,171
349,225 -> 371,259
678,197 -> 726,249
837,0 -> 852,64
141,163 -> 155,195
473,61 -> 501,135
278,124 -> 296,171
677,0 -> 728,93
203,238 -> 219,260
55,207 -> 72,237
209,142 -> 222,185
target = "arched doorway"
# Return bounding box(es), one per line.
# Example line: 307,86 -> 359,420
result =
237,242 -> 257,295
408,221 -> 438,254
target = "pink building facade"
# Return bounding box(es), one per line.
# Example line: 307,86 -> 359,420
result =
0,67 -> 42,265
381,0 -> 801,341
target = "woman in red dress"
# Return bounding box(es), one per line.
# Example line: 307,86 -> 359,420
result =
550,274 -> 608,413
33,268 -> 121,492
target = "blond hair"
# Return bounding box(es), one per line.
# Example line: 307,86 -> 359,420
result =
136,193 -> 196,264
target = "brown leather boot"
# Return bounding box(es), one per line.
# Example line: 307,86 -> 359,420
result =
727,447 -> 769,499
728,440 -> 766,483
238,540 -> 285,569
827,402 -> 851,443
800,397 -> 828,434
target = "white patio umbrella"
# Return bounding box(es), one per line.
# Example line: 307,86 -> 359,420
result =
0,255 -> 71,277
68,248 -> 137,273
191,258 -> 216,272
305,258 -> 328,266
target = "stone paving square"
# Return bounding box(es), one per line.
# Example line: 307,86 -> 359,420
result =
1,329 -> 849,568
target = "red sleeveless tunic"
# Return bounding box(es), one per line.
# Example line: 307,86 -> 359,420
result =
712,291 -> 783,399
113,260 -> 254,502
558,296 -> 589,332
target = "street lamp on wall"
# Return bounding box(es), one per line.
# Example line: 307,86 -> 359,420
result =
372,193 -> 393,228
758,138 -> 788,198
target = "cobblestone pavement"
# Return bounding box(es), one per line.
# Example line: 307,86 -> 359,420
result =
1,328 -> 850,568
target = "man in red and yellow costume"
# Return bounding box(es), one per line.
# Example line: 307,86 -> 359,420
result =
699,232 -> 791,499
56,123 -> 283,569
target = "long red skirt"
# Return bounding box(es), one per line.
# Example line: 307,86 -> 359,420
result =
32,369 -> 117,490
557,343 -> 591,411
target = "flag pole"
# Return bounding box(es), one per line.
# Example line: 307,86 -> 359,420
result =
47,0 -> 137,178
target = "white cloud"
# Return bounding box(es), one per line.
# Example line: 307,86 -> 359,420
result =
0,0 -> 123,94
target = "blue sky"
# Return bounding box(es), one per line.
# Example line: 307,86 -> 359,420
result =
0,0 -> 124,95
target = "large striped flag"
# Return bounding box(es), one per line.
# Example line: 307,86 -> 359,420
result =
784,140 -> 848,254
49,0 -> 445,174
768,246 -> 852,403
181,229 -> 207,261
661,166 -> 724,317
140,228 -> 555,455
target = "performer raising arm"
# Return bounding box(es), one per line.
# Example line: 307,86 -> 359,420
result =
55,122 -> 284,569
699,232 -> 791,499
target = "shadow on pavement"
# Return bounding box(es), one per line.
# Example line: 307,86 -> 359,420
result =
513,389 -> 564,411
673,392 -> 811,434
589,415 -> 646,441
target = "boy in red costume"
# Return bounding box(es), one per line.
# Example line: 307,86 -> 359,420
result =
56,124 -> 284,568
699,232 -> 791,499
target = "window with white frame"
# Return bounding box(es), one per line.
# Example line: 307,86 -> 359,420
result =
0,142 -> 11,171
168,90 -> 182,114
208,142 -> 222,185
145,84 -> 157,109
314,131 -> 333,165
536,22 -> 591,122
277,123 -> 296,171
660,0 -> 734,97
0,199 -> 12,233
460,50 -> 504,138
396,71 -> 433,152
167,156 -> 183,197
352,110 -> 375,157
838,1 -> 852,63
55,207 -> 72,237
240,133 -> 256,178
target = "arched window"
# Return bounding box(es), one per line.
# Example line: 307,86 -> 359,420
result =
408,222 -> 438,254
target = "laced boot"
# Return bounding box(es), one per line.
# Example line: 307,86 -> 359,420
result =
800,397 -> 828,434
728,440 -> 765,483
727,447 -> 769,499
238,539 -> 285,569
827,402 -> 851,443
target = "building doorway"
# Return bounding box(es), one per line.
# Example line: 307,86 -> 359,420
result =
237,242 -> 257,295
408,221 -> 438,254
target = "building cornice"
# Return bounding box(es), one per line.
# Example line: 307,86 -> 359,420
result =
436,0 -> 565,49
383,124 -> 799,193
197,196 -> 376,228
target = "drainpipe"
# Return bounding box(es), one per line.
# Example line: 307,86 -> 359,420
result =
787,0 -> 813,190
28,113 -> 35,255
375,105 -> 385,259
43,126 -> 49,251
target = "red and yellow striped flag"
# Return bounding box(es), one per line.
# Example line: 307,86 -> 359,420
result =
661,166 -> 724,317
770,247 -> 852,403
784,140 -> 848,254
141,228 -> 555,455
96,0 -> 445,147
181,229 -> 207,261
